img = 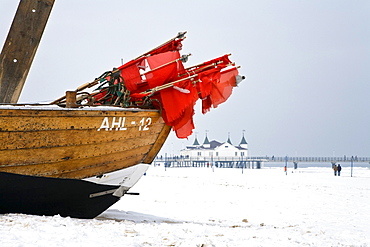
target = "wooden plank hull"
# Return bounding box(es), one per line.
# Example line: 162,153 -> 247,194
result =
0,105 -> 171,179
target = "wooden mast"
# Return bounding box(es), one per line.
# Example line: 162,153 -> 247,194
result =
0,0 -> 55,103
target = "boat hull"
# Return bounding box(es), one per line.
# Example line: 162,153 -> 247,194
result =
0,171 -> 120,219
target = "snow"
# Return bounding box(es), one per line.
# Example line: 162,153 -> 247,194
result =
1,166 -> 370,246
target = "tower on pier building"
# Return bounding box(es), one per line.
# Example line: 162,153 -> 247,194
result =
180,132 -> 248,158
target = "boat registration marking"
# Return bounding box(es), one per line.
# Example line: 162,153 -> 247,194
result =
97,117 -> 152,131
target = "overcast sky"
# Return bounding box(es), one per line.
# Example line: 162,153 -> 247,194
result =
1,0 -> 369,157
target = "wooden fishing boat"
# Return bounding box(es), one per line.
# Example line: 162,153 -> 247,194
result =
0,104 -> 170,218
0,0 -> 244,218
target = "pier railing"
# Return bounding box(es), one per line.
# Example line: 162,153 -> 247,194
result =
154,156 -> 370,168
155,156 -> 370,163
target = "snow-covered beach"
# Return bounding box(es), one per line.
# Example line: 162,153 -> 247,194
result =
1,166 -> 370,246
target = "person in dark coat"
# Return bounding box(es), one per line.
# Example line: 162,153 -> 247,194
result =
337,164 -> 342,176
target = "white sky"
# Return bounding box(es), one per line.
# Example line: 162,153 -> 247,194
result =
1,0 -> 369,157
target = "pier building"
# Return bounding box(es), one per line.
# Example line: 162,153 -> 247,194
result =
180,132 -> 248,159
158,132 -> 259,168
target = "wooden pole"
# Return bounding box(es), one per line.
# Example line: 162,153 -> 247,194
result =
142,74 -> 198,94
65,91 -> 77,108
133,31 -> 187,60
142,54 -> 191,76
0,0 -> 55,103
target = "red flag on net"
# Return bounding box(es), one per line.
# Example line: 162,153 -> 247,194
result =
206,67 -> 239,110
182,54 -> 232,113
119,60 -> 144,92
145,51 -> 183,88
198,68 -> 222,114
161,86 -> 196,139
171,106 -> 195,138
186,54 -> 232,75
159,77 -> 198,125
118,38 -> 184,93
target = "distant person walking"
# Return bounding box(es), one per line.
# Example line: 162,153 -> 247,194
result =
333,164 -> 338,176
337,164 -> 342,176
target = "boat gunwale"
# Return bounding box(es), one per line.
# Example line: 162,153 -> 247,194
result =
0,104 -> 159,112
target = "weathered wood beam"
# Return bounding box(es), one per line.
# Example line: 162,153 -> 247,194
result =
0,0 -> 55,103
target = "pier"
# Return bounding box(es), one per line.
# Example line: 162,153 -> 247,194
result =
154,156 -> 370,169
